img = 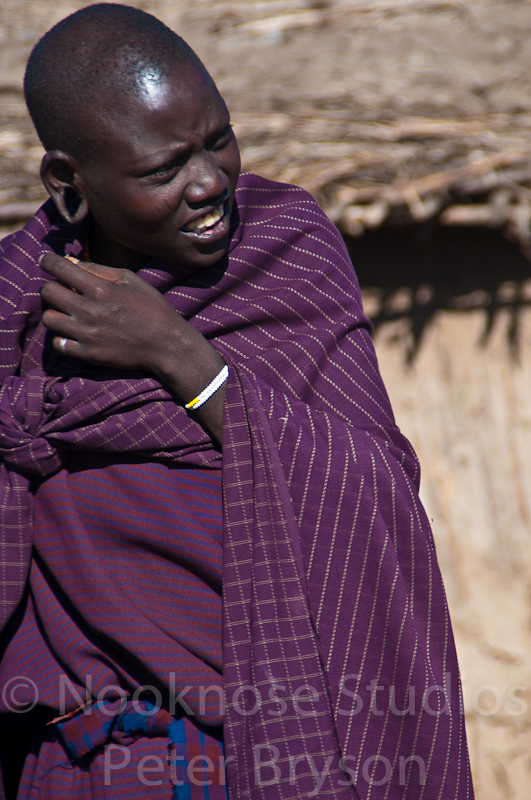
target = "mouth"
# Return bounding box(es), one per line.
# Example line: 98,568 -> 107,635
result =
182,201 -> 228,236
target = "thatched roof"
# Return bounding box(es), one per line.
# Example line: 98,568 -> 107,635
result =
235,107 -> 531,247
1,0 -> 531,248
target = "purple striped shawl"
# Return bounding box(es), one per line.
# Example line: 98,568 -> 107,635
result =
0,173 -> 473,799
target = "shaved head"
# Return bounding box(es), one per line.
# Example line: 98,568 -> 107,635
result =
24,3 -> 210,162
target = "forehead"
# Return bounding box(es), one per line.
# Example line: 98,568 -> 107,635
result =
80,62 -> 227,161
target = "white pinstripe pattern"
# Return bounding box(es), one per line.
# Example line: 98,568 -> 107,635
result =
0,174 -> 472,799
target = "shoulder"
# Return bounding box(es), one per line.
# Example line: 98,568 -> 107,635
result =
235,172 -> 336,232
232,172 -> 357,284
0,199 -> 82,301
235,172 -> 318,210
226,173 -> 370,335
0,200 -> 82,378
0,200 -> 60,285
0,202 -> 57,314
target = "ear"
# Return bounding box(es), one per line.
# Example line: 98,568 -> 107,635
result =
40,150 -> 89,225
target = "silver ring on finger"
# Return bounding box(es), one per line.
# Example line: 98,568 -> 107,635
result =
58,337 -> 69,355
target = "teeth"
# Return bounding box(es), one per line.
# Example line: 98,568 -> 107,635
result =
186,203 -> 224,233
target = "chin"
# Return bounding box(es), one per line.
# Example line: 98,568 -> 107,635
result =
181,243 -> 230,270
154,251 -> 225,276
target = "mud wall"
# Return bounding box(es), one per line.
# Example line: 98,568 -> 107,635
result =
354,226 -> 531,799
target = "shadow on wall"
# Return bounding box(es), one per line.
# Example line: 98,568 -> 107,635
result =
346,226 -> 531,363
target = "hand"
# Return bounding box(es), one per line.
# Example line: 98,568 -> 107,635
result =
40,253 -> 187,372
39,253 -> 226,443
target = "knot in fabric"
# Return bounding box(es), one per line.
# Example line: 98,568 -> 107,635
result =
54,699 -> 228,797
55,699 -> 173,760
0,373 -> 64,477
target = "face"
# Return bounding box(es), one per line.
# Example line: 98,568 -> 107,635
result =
71,62 -> 241,272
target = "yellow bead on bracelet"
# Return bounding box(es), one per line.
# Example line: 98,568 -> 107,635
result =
185,364 -> 229,410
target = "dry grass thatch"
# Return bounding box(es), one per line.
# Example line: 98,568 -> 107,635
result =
196,0 -> 531,248
1,0 -> 531,249
234,107 -> 531,248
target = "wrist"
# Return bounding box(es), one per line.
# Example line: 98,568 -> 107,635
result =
151,322 -> 225,405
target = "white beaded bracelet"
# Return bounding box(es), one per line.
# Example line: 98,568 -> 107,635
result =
184,364 -> 229,410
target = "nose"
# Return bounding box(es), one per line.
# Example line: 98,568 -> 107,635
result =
185,152 -> 228,208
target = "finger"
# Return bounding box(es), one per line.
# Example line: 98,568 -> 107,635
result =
55,335 -> 71,356
39,252 -> 77,274
40,280 -> 85,315
39,253 -> 112,296
73,260 -> 129,284
41,307 -> 83,338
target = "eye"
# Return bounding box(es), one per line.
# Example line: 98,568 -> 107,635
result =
207,125 -> 233,151
151,163 -> 176,178
139,155 -> 187,180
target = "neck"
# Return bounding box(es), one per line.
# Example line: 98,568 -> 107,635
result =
88,218 -> 149,272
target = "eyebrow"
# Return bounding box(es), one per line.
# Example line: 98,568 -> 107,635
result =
133,117 -> 232,178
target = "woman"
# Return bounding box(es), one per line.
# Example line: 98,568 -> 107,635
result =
0,4 -> 473,799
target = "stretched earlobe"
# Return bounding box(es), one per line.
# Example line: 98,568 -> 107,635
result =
52,192 -> 89,225
40,150 -> 89,225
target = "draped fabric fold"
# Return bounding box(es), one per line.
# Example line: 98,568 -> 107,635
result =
0,372 -> 219,626
0,173 -> 473,799
221,367 -> 466,798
